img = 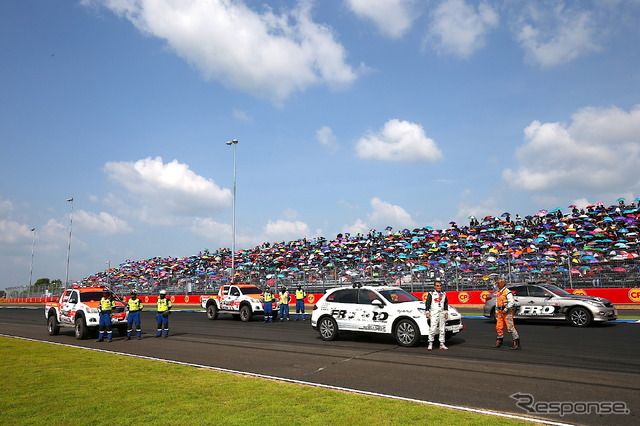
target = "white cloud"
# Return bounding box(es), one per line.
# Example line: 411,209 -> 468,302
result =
369,197 -> 416,229
342,218 -> 369,236
104,157 -> 231,221
425,0 -> 498,58
316,125 -> 339,152
503,105 -> 640,192
0,218 -> 32,245
346,0 -> 417,39
514,3 -> 600,67
86,0 -> 358,102
355,119 -> 443,163
74,210 -> 132,236
264,219 -> 311,240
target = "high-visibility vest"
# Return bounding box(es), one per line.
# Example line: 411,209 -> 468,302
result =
100,297 -> 115,311
263,292 -> 273,302
128,298 -> 143,312
157,297 -> 172,312
295,289 -> 305,300
280,291 -> 289,304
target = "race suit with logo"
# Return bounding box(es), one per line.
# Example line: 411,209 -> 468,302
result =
425,290 -> 448,344
495,287 -> 519,340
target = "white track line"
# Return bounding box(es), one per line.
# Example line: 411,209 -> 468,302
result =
1,334 -> 571,426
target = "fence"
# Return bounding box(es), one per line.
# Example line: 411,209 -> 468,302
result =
5,258 -> 638,300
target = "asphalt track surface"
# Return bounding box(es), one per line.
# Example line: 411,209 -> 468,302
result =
2,308 -> 638,425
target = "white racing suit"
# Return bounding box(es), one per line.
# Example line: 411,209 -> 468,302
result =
425,290 -> 448,344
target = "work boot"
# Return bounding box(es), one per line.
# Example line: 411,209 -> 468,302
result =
510,338 -> 521,350
125,336 -> 131,341
96,339 -> 103,342
493,338 -> 503,348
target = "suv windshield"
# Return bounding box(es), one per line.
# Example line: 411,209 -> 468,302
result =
378,289 -> 419,304
240,286 -> 262,295
80,291 -> 117,302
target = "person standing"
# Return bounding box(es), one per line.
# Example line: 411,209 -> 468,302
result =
494,279 -> 520,350
156,289 -> 172,338
294,285 -> 306,321
425,281 -> 448,351
263,286 -> 274,322
126,290 -> 143,340
279,287 -> 290,321
96,289 -> 116,342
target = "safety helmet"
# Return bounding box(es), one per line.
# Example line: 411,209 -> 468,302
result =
159,289 -> 167,295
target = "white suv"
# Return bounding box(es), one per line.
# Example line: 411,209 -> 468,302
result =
311,282 -> 463,347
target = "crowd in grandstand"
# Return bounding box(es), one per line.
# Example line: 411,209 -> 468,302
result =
83,198 -> 640,292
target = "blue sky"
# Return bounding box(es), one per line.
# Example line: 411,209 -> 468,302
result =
2,0 -> 640,289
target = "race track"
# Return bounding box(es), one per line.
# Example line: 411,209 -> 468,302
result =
2,308 -> 638,425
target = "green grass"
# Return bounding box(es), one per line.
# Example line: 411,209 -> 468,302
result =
0,337 -> 531,425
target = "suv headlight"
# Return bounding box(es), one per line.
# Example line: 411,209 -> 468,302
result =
87,307 -> 99,314
584,300 -> 604,308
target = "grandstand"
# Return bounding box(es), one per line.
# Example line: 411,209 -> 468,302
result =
9,198 -> 639,298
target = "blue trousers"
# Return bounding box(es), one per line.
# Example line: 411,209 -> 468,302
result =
279,303 -> 289,320
263,302 -> 273,321
98,312 -> 112,340
295,300 -> 305,319
127,311 -> 141,337
156,312 -> 169,336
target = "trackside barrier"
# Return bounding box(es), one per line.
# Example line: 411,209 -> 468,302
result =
3,288 -> 640,305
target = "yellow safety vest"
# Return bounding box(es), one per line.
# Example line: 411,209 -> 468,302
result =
100,297 -> 115,311
280,292 -> 289,304
157,297 -> 172,312
295,289 -> 305,300
263,292 -> 273,302
128,298 -> 143,312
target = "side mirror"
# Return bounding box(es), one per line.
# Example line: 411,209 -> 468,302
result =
371,299 -> 384,307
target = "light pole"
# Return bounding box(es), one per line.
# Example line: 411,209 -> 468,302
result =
455,256 -> 461,291
65,197 -> 74,287
106,260 -> 110,289
29,228 -> 36,287
226,139 -> 238,282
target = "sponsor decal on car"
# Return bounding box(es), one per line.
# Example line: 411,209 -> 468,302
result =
517,306 -> 556,316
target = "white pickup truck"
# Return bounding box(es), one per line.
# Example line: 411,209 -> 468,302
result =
201,284 -> 277,322
45,286 -> 128,339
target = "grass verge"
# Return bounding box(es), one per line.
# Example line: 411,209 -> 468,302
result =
0,336 -> 532,425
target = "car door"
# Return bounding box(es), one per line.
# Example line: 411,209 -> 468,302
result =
59,289 -> 78,325
325,289 -> 359,330
356,289 -> 389,333
516,285 -> 556,317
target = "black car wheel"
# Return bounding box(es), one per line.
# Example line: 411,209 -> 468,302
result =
239,305 -> 253,322
318,316 -> 338,341
206,304 -> 218,320
47,316 -> 60,336
75,317 -> 88,340
394,319 -> 419,347
568,306 -> 592,327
